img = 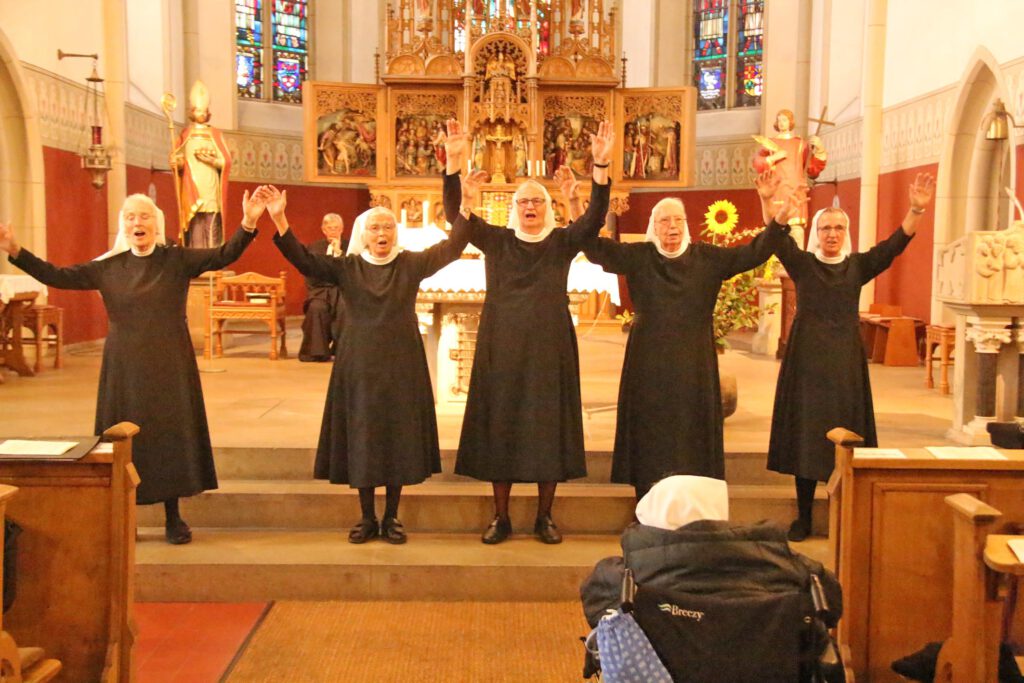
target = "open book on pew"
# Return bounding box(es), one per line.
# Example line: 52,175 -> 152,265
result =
0,437 -> 100,460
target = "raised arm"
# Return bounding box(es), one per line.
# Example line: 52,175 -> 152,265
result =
413,206 -> 472,279
767,183 -> 811,275
583,236 -> 638,276
442,118 -> 470,225
2,222 -> 101,290
857,173 -> 933,284
263,185 -> 341,285
707,221 -> 788,280
181,188 -> 261,277
564,121 -> 613,250
554,166 -> 584,222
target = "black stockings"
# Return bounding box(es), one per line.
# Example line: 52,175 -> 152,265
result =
491,482 -> 558,520
358,486 -> 403,520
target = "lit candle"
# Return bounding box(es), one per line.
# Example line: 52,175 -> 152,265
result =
401,208 -> 408,227
541,160 -> 546,176
422,199 -> 430,227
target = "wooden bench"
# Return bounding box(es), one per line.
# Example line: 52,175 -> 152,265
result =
935,494 -> 1023,682
859,314 -> 926,366
0,484 -> 62,682
20,305 -> 63,373
925,324 -> 955,394
207,271 -> 288,360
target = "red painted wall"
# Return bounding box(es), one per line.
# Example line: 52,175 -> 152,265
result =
41,147 -> 109,343
222,181 -> 370,315
620,187 -> 765,236
39,148 -> 369,343
873,163 -> 938,322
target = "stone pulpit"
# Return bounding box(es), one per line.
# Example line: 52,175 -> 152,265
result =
936,223 -> 1024,443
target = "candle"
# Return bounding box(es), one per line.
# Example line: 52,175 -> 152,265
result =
541,160 -> 546,176
401,208 -> 408,227
422,199 -> 430,227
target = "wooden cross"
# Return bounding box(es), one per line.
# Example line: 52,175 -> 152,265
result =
808,106 -> 836,137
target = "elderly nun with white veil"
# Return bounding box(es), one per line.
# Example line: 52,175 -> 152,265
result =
758,170 -> 936,541
0,191 -> 264,543
264,187 -> 469,545
581,185 -> 801,504
440,118 -> 614,545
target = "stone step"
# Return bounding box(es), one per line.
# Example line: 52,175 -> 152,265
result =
136,529 -> 622,602
135,529 -> 832,603
137,480 -> 828,535
208,447 -> 792,486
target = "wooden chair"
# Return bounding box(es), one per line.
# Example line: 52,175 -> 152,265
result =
207,271 -> 288,360
925,324 -> 955,394
0,484 -> 62,683
20,305 -> 63,373
935,494 -> 1023,683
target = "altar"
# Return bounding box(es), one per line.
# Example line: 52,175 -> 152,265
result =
403,228 -> 620,409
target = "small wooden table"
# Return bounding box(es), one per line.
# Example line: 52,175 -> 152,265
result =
0,291 -> 39,378
859,314 -> 926,366
925,324 -> 955,394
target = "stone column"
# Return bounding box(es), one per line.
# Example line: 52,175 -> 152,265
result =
1016,324 -> 1024,422
857,0 -> 888,310
963,317 -> 1012,436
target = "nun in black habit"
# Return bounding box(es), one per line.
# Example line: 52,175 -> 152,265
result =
0,191 -> 265,543
264,186 -> 469,544
441,118 -> 615,545
760,170 -> 936,541
580,187 -> 799,501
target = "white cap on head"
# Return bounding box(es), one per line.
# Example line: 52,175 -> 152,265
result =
95,194 -> 167,260
635,475 -> 729,530
507,180 -> 558,242
805,206 -> 852,264
347,207 -> 401,265
645,198 -> 691,258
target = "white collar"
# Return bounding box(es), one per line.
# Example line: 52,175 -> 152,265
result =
654,241 -> 687,258
514,226 -> 555,243
131,244 -> 157,257
814,252 -> 847,265
360,248 -> 400,265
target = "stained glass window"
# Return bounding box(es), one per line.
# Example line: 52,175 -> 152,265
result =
235,0 -> 264,99
236,0 -> 310,104
735,0 -> 763,107
692,0 -> 764,110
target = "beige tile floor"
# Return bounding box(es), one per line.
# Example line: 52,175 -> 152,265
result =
2,324 -> 955,451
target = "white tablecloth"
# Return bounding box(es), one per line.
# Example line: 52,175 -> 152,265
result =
0,274 -> 47,304
419,256 -> 621,305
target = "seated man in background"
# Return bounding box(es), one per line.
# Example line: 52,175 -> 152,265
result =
300,213 -> 347,362
581,474 -> 843,682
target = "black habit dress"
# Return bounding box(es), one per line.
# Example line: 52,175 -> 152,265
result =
442,173 -> 611,482
767,226 -> 914,482
273,224 -> 468,488
299,237 -> 346,361
584,222 -> 784,486
10,228 -> 257,504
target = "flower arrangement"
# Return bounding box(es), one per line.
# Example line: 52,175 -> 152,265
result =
700,199 -> 778,350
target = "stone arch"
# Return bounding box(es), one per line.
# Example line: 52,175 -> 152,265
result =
932,47 -> 1013,322
0,27 -> 46,264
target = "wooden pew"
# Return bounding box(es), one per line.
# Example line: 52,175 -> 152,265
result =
0,484 -> 62,682
935,494 -> 1023,682
0,423 -> 139,682
826,429 -> 1024,682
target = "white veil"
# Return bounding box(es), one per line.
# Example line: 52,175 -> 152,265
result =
645,197 -> 690,258
805,206 -> 852,264
347,207 -> 401,265
506,180 -> 558,243
95,195 -> 167,261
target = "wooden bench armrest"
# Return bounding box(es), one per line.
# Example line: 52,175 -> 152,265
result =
0,485 -> 18,506
102,422 -> 140,441
945,493 -> 1002,522
827,428 -> 864,448
983,535 -> 1024,575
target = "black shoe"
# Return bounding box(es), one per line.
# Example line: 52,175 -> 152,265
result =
348,517 -> 379,544
165,519 -> 193,545
481,516 -> 512,544
787,518 -> 811,542
381,517 -> 407,545
534,515 -> 563,544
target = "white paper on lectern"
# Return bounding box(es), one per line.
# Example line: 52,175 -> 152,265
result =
855,448 -> 907,459
0,440 -> 79,456
925,446 -> 1007,460
1008,539 -> 1024,564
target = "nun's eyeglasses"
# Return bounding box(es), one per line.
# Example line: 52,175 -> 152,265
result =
817,225 -> 846,234
516,198 -> 546,207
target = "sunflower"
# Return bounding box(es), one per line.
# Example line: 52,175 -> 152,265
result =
705,199 -> 739,236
